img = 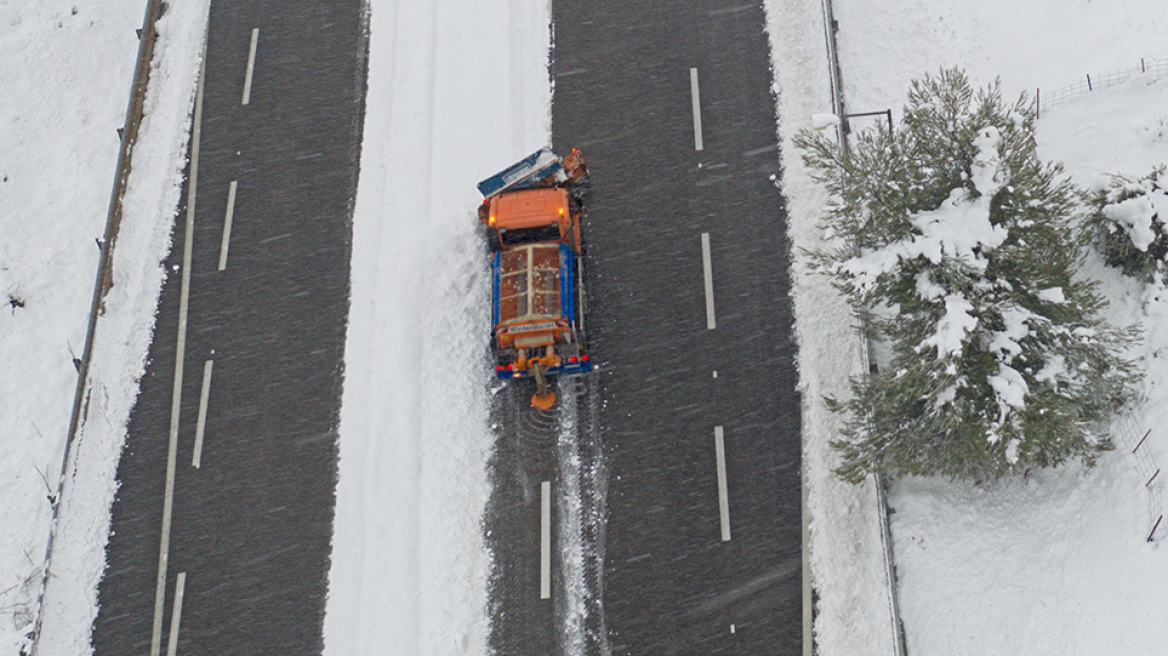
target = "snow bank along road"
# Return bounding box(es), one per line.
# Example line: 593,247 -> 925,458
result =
487,1 -> 804,653
91,2 -> 365,653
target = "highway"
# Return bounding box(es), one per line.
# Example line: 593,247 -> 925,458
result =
487,0 -> 804,654
92,2 -> 366,654
89,1 -> 799,654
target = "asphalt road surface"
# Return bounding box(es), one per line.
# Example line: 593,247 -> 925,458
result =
487,1 -> 803,654
92,2 -> 366,654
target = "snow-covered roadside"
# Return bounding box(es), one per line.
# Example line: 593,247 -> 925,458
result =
814,0 -> 1168,653
884,77 -> 1168,656
322,1 -> 551,654
33,1 -> 212,653
0,2 -> 141,651
762,1 -> 903,653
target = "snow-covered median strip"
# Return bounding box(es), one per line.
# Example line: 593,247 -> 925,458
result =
323,1 -> 551,653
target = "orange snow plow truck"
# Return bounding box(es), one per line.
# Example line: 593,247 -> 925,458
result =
477,148 -> 592,410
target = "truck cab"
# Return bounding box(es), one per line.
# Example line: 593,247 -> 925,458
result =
482,187 -> 582,253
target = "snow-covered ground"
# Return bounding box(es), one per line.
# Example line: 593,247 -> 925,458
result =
791,0 -> 1168,653
0,2 -> 142,651
885,78 -> 1168,655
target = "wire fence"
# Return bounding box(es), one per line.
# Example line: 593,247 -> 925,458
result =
1035,56 -> 1168,543
1038,57 -> 1168,117
1110,404 -> 1164,542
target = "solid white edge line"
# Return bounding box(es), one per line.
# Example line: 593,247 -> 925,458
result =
690,67 -> 704,151
715,426 -> 731,542
218,181 -> 237,271
241,27 -> 259,105
540,481 -> 551,599
151,35 -> 206,656
166,572 -> 187,656
192,359 -> 214,468
701,233 -> 716,330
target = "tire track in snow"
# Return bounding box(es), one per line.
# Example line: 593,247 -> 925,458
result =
555,379 -> 587,655
555,375 -> 609,656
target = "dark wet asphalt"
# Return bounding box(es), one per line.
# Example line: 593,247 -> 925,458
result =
92,2 -> 366,654
487,1 -> 803,655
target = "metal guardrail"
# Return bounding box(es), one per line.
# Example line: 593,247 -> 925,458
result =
1038,57 -> 1168,117
819,0 -> 845,141
874,473 -> 908,653
28,1 -> 168,652
813,3 -> 908,656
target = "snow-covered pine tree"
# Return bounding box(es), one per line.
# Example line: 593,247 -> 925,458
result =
795,68 -> 1140,482
1086,165 -> 1168,283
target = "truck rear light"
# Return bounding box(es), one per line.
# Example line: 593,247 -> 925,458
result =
569,356 -> 577,363
581,354 -> 589,361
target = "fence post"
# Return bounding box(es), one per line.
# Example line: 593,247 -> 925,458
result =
1087,73 -> 1093,91
1035,88 -> 1040,119
1134,429 -> 1151,454
1142,58 -> 1146,73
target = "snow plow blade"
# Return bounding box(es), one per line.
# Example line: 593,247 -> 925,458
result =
476,147 -> 564,198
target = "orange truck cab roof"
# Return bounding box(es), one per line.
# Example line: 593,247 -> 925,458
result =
489,187 -> 571,233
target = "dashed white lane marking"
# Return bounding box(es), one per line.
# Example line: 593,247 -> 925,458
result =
166,572 -> 187,656
701,233 -> 717,330
218,181 -> 237,271
690,67 -> 704,151
192,359 -> 214,468
151,37 -> 207,656
715,426 -> 731,542
242,28 -> 259,105
541,481 -> 551,599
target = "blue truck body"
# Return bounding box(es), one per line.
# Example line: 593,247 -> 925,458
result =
491,244 -> 592,380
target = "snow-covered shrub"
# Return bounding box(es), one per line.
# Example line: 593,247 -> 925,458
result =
795,68 -> 1140,482
1086,166 -> 1168,283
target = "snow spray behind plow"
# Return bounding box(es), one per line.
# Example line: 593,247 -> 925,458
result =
485,373 -> 607,654
555,374 -> 610,655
